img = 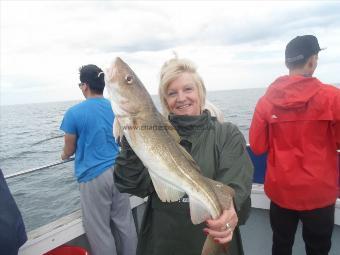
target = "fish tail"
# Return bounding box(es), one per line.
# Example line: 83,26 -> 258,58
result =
201,235 -> 221,255
202,236 -> 231,255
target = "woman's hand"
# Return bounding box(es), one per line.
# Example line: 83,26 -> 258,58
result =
203,202 -> 238,245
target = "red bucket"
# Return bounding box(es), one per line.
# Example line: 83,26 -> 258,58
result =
44,245 -> 89,255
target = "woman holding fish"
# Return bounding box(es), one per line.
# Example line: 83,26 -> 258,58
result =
110,57 -> 254,255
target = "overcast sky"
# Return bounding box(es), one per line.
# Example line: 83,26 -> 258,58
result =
1,1 -> 340,105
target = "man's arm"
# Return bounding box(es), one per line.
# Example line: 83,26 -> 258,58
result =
249,100 -> 269,155
334,90 -> 340,149
335,122 -> 340,149
61,133 -> 76,160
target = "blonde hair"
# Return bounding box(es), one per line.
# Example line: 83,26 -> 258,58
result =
204,100 -> 224,123
159,56 -> 206,117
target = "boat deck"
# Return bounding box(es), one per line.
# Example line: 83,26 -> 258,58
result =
16,148 -> 340,255
241,208 -> 340,255
19,195 -> 340,255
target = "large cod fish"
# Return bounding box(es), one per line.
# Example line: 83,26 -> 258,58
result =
105,57 -> 235,255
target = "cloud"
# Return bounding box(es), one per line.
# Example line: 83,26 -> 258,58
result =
198,2 -> 340,46
1,1 -> 340,105
3,1 -> 340,54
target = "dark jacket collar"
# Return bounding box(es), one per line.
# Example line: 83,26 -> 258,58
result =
168,110 -> 213,138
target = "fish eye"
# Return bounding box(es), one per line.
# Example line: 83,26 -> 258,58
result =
125,74 -> 134,84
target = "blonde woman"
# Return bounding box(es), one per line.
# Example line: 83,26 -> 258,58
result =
114,57 -> 253,255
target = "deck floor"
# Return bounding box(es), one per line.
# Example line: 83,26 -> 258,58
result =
240,208 -> 340,255
67,206 -> 340,255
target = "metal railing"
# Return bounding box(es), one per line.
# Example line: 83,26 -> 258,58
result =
4,157 -> 75,179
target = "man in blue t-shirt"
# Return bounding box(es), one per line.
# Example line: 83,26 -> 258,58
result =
60,64 -> 137,255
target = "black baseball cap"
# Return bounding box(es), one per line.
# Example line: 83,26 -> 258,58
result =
285,35 -> 324,63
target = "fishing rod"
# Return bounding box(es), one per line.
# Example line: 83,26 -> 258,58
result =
4,157 -> 75,179
31,134 -> 65,146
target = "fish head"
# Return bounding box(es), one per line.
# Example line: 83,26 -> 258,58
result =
105,57 -> 153,117
105,57 -> 147,116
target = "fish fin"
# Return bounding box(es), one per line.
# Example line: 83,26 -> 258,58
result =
204,177 -> 235,210
158,112 -> 202,173
201,235 -> 222,255
189,196 -> 211,224
149,171 -> 185,202
157,113 -> 181,143
113,118 -> 123,143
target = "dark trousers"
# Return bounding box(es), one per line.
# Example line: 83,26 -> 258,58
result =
0,169 -> 27,255
269,202 -> 334,255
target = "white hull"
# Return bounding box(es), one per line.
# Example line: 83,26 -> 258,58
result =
18,196 -> 146,255
19,185 -> 340,255
251,184 -> 340,225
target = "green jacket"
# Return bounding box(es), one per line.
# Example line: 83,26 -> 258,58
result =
114,111 -> 254,255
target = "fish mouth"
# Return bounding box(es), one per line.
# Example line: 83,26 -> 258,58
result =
105,57 -> 127,87
105,58 -> 132,116
105,62 -> 118,85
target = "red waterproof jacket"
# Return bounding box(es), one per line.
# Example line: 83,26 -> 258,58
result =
249,75 -> 340,210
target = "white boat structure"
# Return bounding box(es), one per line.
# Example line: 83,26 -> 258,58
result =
4,147 -> 339,255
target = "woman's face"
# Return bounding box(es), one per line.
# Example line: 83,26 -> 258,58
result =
165,72 -> 201,116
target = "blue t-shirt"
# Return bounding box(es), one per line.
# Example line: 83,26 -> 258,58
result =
60,98 -> 119,182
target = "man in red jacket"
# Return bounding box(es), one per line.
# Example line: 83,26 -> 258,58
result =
249,35 -> 340,255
